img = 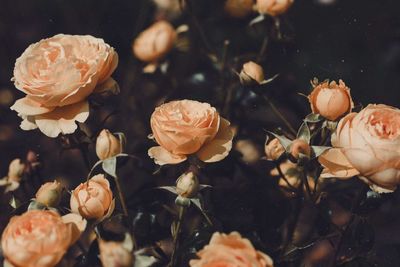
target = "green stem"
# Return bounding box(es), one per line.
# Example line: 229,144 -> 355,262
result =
115,176 -> 128,217
169,205 -> 186,267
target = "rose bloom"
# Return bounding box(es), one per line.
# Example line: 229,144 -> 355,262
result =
189,232 -> 273,267
70,174 -> 114,219
1,210 -> 84,267
256,0 -> 294,16
132,20 -> 176,63
319,104 -> 400,192
98,235 -> 134,267
308,79 -> 354,121
10,34 -> 118,138
148,100 -> 234,165
224,0 -> 254,18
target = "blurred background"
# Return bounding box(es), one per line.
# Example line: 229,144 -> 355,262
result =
1,0 -> 400,266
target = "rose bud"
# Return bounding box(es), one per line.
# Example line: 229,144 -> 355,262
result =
240,61 -> 265,86
96,129 -> 123,160
235,139 -> 261,164
176,172 -> 199,198
132,20 -> 177,63
224,0 -> 254,18
35,180 -> 63,207
265,138 -> 285,161
7,158 -> 25,182
308,79 -> 354,121
256,0 -> 294,16
70,174 -> 114,220
1,210 -> 82,267
98,234 -> 134,267
290,139 -> 311,159
189,232 -> 274,267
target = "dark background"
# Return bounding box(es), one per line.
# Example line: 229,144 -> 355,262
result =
2,0 -> 400,266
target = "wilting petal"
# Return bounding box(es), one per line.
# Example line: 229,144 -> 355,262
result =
10,97 -> 54,116
196,118 -> 234,163
148,146 -> 187,165
34,101 -> 89,138
319,148 -> 359,178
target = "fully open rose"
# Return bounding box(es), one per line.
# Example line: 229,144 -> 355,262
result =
189,232 -> 274,267
148,99 -> 234,165
1,210 -> 85,267
319,104 -> 400,192
10,34 -> 118,137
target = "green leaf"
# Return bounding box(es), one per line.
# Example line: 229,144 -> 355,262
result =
9,195 -> 20,209
311,146 -> 331,158
268,132 -> 292,152
28,200 -> 46,211
297,122 -> 311,143
191,198 -> 213,225
304,113 -> 324,123
102,157 -> 117,178
157,186 -> 178,195
249,14 -> 266,26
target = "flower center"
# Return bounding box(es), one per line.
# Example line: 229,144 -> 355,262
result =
367,110 -> 400,139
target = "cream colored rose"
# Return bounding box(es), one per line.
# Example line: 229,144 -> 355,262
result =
10,34 -> 118,137
224,0 -> 254,18
1,210 -> 85,267
96,129 -> 123,160
319,104 -> 400,192
70,174 -> 114,219
176,172 -> 199,198
133,20 -> 176,63
308,79 -> 354,121
189,232 -> 274,267
0,159 -> 25,193
256,0 -> 294,16
240,61 -> 265,85
35,180 -> 63,207
148,100 -> 234,165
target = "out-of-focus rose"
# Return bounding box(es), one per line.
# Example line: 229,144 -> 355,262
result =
235,139 -> 261,164
240,61 -> 265,85
270,160 -> 315,191
290,139 -> 311,159
189,232 -> 274,267
96,129 -> 123,160
0,159 -> 25,192
70,174 -> 114,219
265,138 -> 285,161
176,172 -> 199,198
255,0 -> 294,16
308,79 -> 354,121
1,210 -> 84,267
153,0 -> 184,20
35,180 -> 63,207
224,0 -> 254,18
148,100 -> 234,165
10,34 -> 118,138
319,104 -> 400,193
133,21 -> 177,63
98,234 -> 134,267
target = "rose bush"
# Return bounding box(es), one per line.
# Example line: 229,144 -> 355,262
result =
10,34 -> 118,137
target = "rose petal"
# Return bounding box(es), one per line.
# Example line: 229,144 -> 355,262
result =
196,117 -> 234,163
20,116 -> 38,130
34,101 -> 89,138
319,148 -> 360,178
10,97 -> 54,116
148,146 -> 187,165
62,213 -> 87,244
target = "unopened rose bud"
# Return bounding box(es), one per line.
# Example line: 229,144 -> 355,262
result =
98,234 -> 134,267
256,0 -> 294,16
35,180 -> 63,207
176,172 -> 199,198
240,61 -> 265,86
7,159 -> 25,182
308,79 -> 353,121
224,0 -> 254,18
290,139 -> 311,159
96,129 -> 123,160
265,138 -> 285,161
132,20 -> 177,62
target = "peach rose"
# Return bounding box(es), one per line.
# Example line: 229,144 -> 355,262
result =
132,20 -> 176,63
224,0 -> 254,18
10,34 -> 118,137
265,138 -> 285,161
96,129 -> 123,160
70,174 -> 114,219
319,104 -> 400,192
1,210 -> 84,267
256,0 -> 294,16
148,100 -> 234,165
308,79 -> 354,121
240,61 -> 265,85
189,232 -> 273,267
98,234 -> 134,267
